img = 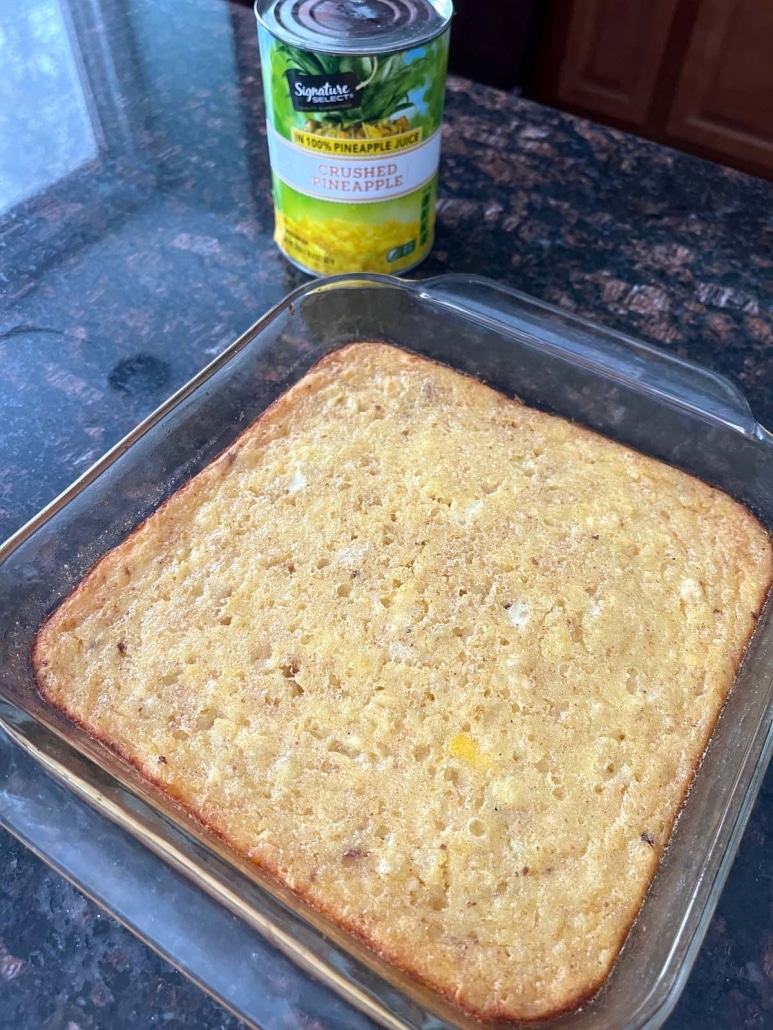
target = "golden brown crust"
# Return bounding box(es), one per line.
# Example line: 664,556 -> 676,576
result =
32,342 -> 773,1023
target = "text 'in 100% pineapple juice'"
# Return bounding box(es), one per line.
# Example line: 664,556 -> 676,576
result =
255,0 -> 453,275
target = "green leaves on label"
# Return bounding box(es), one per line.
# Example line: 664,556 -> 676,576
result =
269,36 -> 448,138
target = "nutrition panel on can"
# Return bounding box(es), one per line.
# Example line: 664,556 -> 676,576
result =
256,0 -> 452,275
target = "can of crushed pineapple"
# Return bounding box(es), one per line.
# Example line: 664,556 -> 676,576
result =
255,0 -> 452,275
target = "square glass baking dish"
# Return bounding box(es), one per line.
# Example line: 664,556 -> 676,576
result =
1,273 -> 772,1030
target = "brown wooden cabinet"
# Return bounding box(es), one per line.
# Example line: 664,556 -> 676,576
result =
666,0 -> 773,172
547,0 -> 680,125
527,0 -> 773,180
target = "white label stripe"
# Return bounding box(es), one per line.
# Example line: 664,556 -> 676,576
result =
267,127 -> 442,205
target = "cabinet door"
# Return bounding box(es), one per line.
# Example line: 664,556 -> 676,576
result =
667,0 -> 773,173
550,0 -> 680,126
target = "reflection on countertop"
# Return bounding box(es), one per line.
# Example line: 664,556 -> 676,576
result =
0,0 -> 772,1028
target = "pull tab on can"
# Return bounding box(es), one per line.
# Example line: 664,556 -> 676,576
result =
255,0 -> 453,276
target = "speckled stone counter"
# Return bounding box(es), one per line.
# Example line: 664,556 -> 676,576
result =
1,1 -> 772,1027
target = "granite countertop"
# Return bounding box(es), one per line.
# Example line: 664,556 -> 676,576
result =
1,1 -> 772,1027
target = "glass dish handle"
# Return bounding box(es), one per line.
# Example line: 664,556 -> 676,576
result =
417,274 -> 769,440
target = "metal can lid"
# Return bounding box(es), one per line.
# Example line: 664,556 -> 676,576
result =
255,0 -> 453,55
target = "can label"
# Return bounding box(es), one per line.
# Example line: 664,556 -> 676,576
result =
257,31 -> 449,274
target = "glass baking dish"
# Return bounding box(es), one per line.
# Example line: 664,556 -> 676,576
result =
1,273 -> 772,1030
